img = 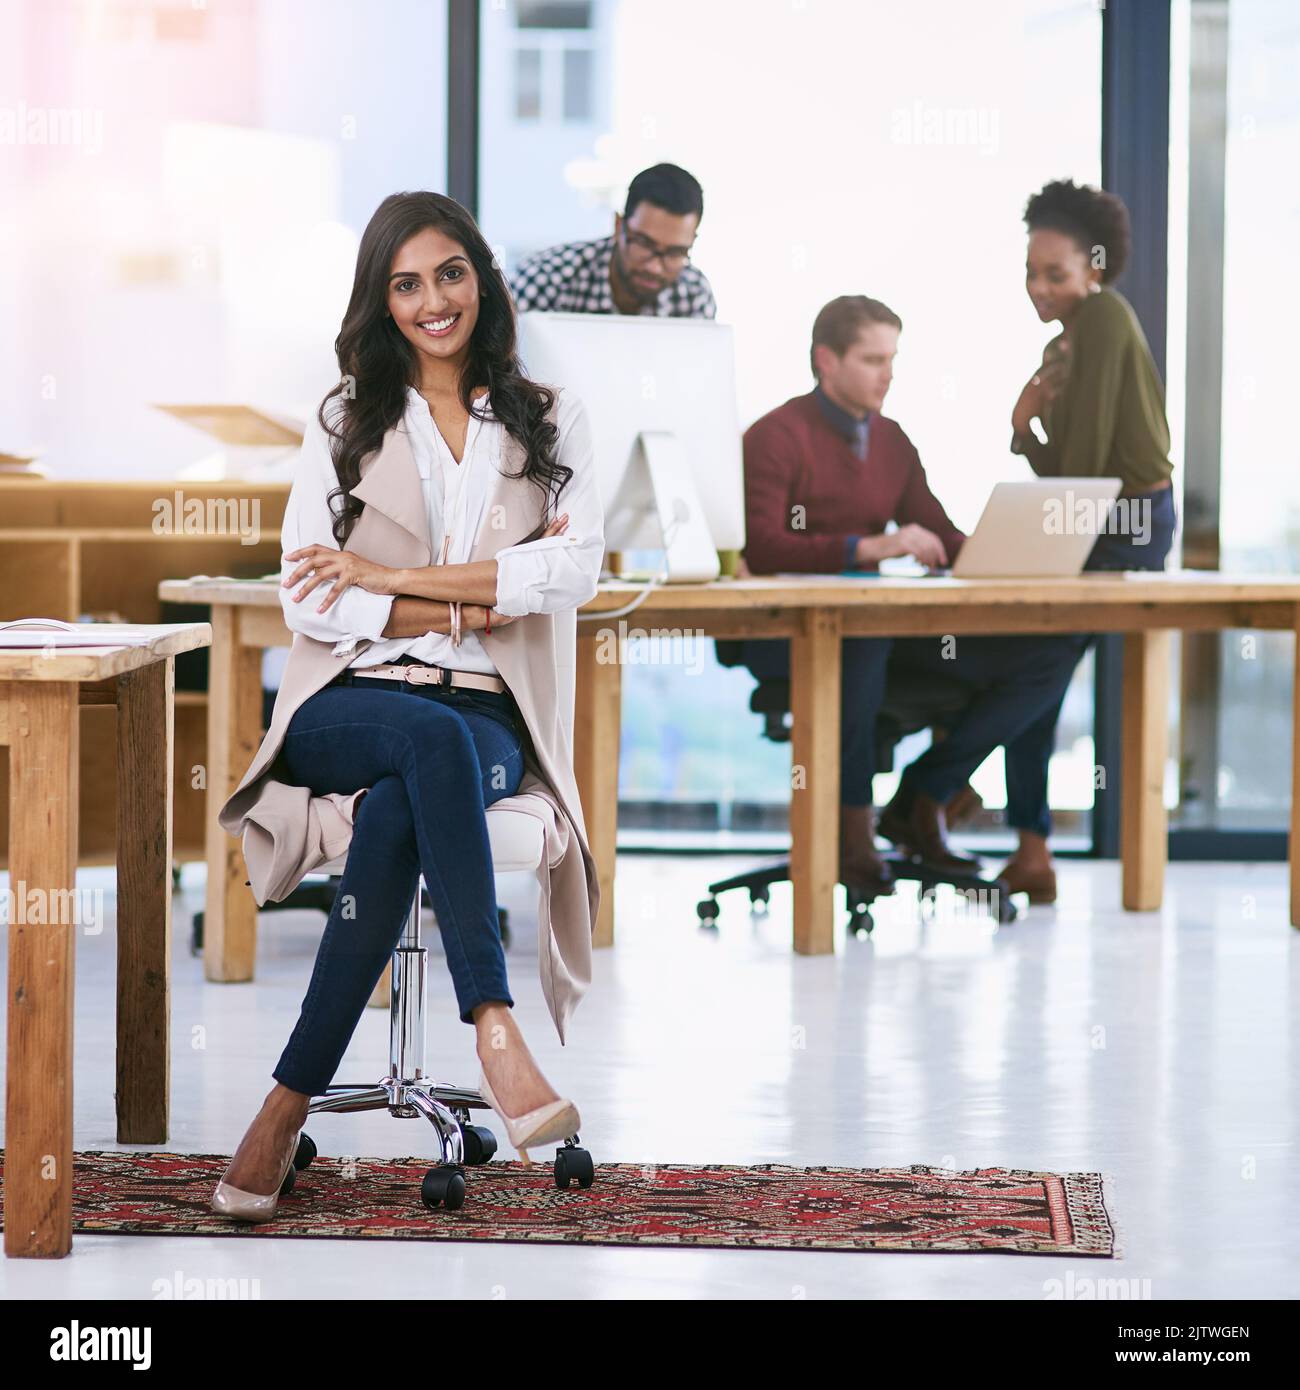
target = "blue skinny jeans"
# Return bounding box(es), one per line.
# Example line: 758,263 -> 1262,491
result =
271,675 -> 525,1097
1004,484 -> 1178,837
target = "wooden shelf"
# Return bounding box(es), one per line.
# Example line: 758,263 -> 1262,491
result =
0,477 -> 287,868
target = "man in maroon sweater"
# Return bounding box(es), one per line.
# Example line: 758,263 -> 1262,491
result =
727,296 -> 1080,895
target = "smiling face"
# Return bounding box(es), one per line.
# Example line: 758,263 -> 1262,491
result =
815,321 -> 899,416
386,225 -> 481,369
1025,226 -> 1100,325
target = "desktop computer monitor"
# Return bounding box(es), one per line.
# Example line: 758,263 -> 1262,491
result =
516,311 -> 745,582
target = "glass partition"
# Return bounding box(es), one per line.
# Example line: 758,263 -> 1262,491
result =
1169,0 -> 1298,836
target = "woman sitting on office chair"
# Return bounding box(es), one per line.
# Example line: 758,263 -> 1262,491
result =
211,190 -> 605,1219
999,179 -> 1178,903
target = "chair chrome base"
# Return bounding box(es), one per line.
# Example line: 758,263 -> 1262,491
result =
294,889 -> 592,1209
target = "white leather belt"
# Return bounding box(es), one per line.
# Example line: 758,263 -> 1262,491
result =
349,662 -> 507,694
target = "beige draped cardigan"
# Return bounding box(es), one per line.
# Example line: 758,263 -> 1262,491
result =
217,403 -> 601,1042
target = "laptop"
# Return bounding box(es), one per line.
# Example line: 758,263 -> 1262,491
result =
949,478 -> 1123,579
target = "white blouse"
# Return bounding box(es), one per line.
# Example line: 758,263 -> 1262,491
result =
279,385 -> 604,674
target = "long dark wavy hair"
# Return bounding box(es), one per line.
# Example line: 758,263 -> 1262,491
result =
319,191 -> 570,546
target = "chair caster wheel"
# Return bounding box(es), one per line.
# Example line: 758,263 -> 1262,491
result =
696,898 -> 720,926
293,1132 -> 317,1171
461,1124 -> 497,1165
844,890 -> 876,934
422,1165 -> 467,1210
749,887 -> 770,912
190,911 -> 204,956
279,1162 -> 297,1197
846,903 -> 875,936
554,1146 -> 594,1190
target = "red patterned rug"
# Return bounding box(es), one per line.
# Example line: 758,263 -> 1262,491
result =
0,1151 -> 1114,1255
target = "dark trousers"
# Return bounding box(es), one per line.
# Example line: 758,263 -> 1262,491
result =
734,631 -> 1082,809
271,676 -> 525,1097
1005,484 -> 1178,836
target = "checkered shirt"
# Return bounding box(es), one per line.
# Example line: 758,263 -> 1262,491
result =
510,234 -> 717,318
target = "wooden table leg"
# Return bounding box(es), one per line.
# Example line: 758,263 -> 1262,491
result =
204,606 -> 264,982
1290,614 -> 1300,929
575,628 -> 621,949
115,658 -> 173,1143
790,608 -> 842,954
3,681 -> 79,1257
1120,630 -> 1171,911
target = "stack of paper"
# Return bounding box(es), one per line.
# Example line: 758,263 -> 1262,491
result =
0,620 -> 158,649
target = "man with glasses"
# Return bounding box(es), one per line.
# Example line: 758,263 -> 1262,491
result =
511,163 -> 717,318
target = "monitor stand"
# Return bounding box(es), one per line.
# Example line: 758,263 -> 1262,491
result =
607,430 -> 721,583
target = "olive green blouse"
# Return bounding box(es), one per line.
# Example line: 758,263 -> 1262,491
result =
1011,286 -> 1174,490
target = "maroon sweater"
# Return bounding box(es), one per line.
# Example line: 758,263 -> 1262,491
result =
741,391 -> 966,574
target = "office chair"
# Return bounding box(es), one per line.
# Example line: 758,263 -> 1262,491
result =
707,641 -> 1016,932
285,805 -> 594,1211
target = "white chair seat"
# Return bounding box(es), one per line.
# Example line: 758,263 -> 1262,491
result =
479,806 -> 547,873
317,803 -> 544,879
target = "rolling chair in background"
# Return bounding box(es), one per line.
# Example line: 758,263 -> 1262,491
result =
285,805 -> 595,1213
706,640 -> 1016,931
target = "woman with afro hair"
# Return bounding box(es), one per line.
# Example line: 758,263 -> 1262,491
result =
1000,178 -> 1177,904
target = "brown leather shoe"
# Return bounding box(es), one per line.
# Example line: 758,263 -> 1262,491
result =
878,788 -> 982,873
996,857 -> 1057,904
944,782 -> 984,830
838,803 -> 895,896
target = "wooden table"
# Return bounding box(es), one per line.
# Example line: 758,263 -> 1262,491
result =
162,572 -> 1300,982
2,623 -> 211,1258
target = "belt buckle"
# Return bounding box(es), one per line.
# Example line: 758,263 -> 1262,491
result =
405,664 -> 449,687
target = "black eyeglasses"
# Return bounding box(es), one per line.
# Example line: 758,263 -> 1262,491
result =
620,227 -> 693,269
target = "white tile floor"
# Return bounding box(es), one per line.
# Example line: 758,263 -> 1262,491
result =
2,854 -> 1298,1300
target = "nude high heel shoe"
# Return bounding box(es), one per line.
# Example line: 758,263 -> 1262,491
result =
478,1068 -> 579,1167
210,1125 -> 301,1223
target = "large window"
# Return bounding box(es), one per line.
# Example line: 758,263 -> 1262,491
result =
5,0 -> 448,482
478,0 -> 1105,837
1168,0 -> 1299,836
479,0 -> 612,263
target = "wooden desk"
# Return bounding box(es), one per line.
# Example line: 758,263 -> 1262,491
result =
2,623 -> 211,1258
162,572 -> 1300,982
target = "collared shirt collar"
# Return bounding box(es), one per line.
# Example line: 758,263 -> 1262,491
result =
403,386 -> 494,480
404,385 -> 494,417
813,383 -> 873,442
